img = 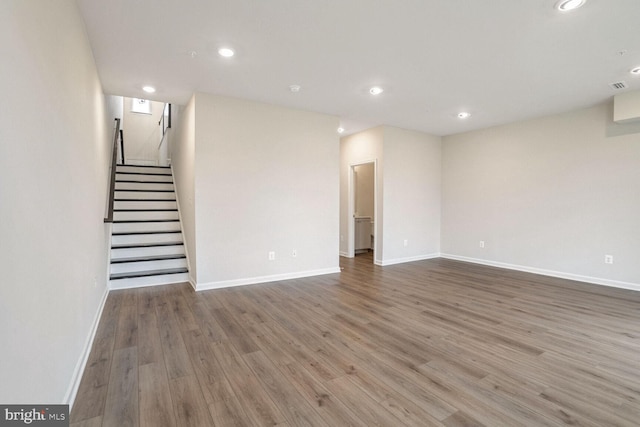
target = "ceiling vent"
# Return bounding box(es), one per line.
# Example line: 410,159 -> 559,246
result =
609,81 -> 628,90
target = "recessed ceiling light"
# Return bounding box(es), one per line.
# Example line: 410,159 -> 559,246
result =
555,0 -> 586,12
337,127 -> 345,134
218,47 -> 235,58
289,85 -> 301,93
142,86 -> 156,93
457,112 -> 471,119
369,86 -> 384,95
631,66 -> 640,75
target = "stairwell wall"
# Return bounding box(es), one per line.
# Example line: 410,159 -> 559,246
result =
122,97 -> 166,165
0,0 -> 114,403
170,97 -> 197,285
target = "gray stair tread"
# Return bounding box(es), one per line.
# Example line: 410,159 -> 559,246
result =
110,267 -> 188,280
113,219 -> 179,223
115,179 -> 173,183
116,171 -> 172,176
114,208 -> 178,212
111,241 -> 184,249
117,164 -> 170,169
114,199 -> 177,202
112,230 -> 181,236
115,189 -> 175,192
111,254 -> 186,264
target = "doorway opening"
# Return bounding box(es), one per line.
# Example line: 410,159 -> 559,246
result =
348,160 -> 377,263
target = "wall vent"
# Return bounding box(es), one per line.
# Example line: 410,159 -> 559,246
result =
609,81 -> 628,90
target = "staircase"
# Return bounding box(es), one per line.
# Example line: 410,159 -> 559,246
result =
109,164 -> 189,289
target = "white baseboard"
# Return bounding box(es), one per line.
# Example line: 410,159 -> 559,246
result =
65,286 -> 109,409
188,274 -> 197,291
171,165 -> 193,277
195,267 -> 341,291
377,253 -> 440,267
440,253 -> 640,292
339,251 -> 350,258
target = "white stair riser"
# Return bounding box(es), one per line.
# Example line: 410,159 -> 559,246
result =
116,173 -> 172,183
115,182 -> 174,191
109,272 -> 189,290
115,191 -> 176,200
116,166 -> 171,175
112,221 -> 181,233
113,211 -> 178,221
110,258 -> 187,274
111,245 -> 185,259
114,200 -> 177,210
109,166 -> 189,290
112,232 -> 183,245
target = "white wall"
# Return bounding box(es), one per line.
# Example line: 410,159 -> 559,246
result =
122,98 -> 165,165
442,103 -> 640,288
192,93 -> 340,288
354,163 -> 375,218
382,126 -> 441,264
107,96 -> 124,127
0,0 -> 112,403
340,126 -> 441,265
159,104 -> 176,166
340,127 -> 384,260
170,98 -> 197,283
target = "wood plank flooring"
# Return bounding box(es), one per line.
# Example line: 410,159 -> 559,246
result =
71,254 -> 640,426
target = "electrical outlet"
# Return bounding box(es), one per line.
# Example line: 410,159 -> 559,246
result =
605,254 -> 613,264
292,249 -> 297,257
268,251 -> 275,261
403,239 -> 408,247
479,241 -> 485,248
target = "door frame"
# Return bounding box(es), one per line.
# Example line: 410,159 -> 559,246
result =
347,159 -> 378,259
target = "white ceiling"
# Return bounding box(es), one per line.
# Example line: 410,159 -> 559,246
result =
77,0 -> 640,136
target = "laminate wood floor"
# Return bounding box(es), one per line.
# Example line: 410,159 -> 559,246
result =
71,254 -> 640,426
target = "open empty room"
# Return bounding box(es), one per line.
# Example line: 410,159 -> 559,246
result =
2,1 -> 639,426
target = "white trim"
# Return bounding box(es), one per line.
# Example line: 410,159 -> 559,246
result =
105,222 -> 113,289
195,267 -> 341,291
65,286 -> 109,408
377,253 -> 440,266
347,159 -> 378,259
188,274 -> 197,291
171,165 -> 196,293
109,274 -> 189,290
170,164 -> 193,276
339,251 -> 351,258
440,253 -> 640,292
